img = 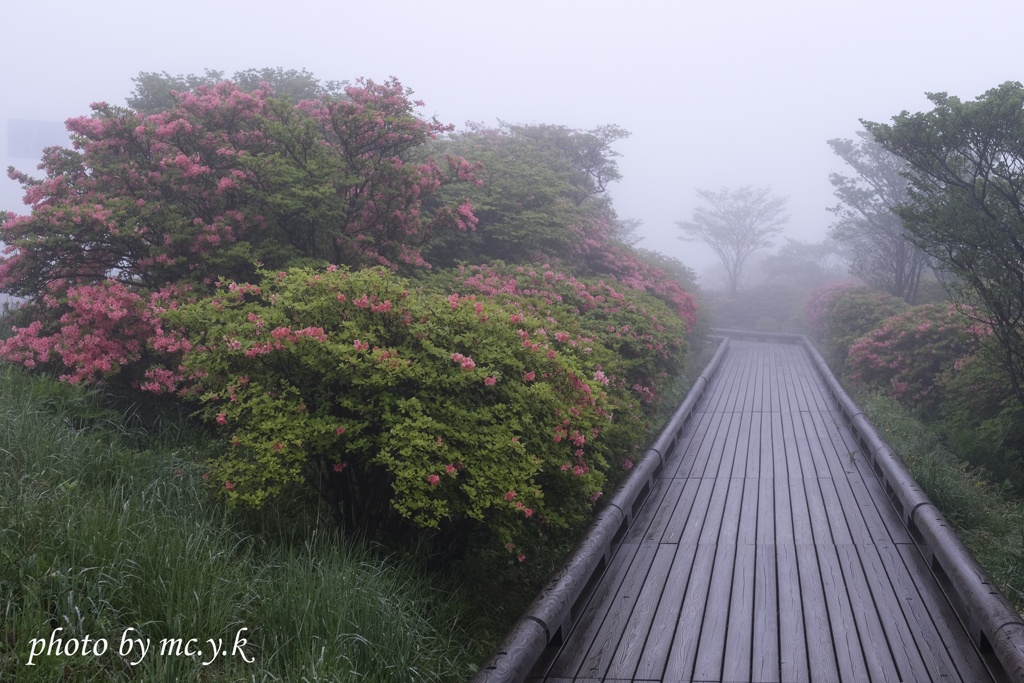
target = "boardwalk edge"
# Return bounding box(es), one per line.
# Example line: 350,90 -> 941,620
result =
470,337 -> 731,683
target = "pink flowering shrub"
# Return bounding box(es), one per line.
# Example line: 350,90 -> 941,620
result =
157,266 -> 614,552
824,286 -> 911,366
846,304 -> 988,409
0,78 -> 478,381
434,262 -> 690,443
0,77 -> 700,557
0,281 -> 193,385
587,242 -> 699,326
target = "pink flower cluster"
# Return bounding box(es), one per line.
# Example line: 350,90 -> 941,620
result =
450,352 -> 476,371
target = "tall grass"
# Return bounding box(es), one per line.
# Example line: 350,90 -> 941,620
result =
856,390 -> 1024,615
0,367 -> 477,681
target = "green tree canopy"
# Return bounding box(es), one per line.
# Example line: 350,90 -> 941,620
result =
864,81 -> 1024,408
420,122 -> 628,268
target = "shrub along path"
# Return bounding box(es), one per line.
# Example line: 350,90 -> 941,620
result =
526,339 -> 1001,682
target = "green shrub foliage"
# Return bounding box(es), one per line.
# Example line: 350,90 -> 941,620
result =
151,265 -> 684,553
0,73 -> 699,555
825,286 -> 910,366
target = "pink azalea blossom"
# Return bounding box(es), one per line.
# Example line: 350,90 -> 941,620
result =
523,371 -> 535,382
333,462 -> 347,473
427,474 -> 440,485
225,481 -> 234,490
216,412 -> 227,425
505,490 -> 516,501
484,376 -> 496,385
445,464 -> 456,474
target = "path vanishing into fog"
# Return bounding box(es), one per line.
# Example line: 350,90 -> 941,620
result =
526,339 -> 1001,683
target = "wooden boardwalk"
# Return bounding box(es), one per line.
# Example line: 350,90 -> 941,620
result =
527,340 -> 1001,683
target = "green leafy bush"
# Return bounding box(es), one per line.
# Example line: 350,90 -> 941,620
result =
825,286 -> 910,366
938,352 -> 1024,494
155,266 -> 650,556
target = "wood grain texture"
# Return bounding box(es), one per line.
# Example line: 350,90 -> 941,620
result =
534,341 -> 997,683
752,544 -> 781,682
602,544 -> 675,680
632,543 -> 700,681
661,543 -> 717,681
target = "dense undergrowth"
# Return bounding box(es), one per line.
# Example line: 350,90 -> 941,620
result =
0,366 -> 484,681
0,69 -> 712,679
853,390 -> 1024,615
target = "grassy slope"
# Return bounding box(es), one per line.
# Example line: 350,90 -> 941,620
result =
0,367 -> 479,682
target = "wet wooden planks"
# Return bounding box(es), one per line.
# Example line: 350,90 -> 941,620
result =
530,340 -> 997,683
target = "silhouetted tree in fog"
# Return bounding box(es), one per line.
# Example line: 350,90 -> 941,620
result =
827,130 -> 932,302
676,186 -> 788,296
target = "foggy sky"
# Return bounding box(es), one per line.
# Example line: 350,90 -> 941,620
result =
3,0 -> 1022,284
